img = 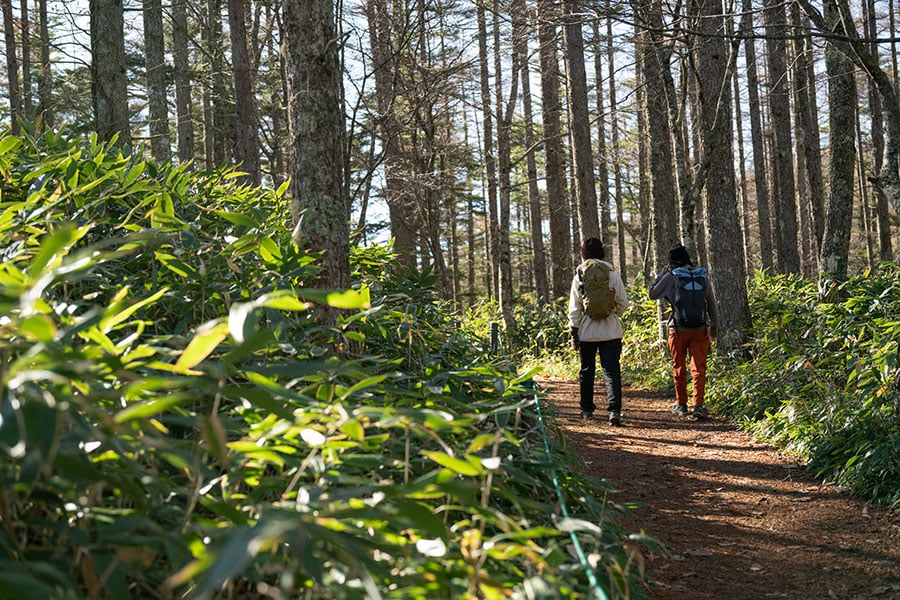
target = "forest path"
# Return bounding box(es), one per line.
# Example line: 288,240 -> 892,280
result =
537,378 -> 900,600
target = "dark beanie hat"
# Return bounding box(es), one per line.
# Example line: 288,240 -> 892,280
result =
581,237 -> 605,260
668,243 -> 691,265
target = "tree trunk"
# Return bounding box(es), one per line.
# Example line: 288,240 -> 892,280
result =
229,0 -> 261,185
538,0 -> 572,298
37,0 -> 51,127
819,0 -> 857,286
607,10 -> 626,282
476,0 -> 500,298
90,0 -> 129,144
635,0 -> 678,272
739,0 -> 773,272
519,5 -> 550,303
634,14 -> 651,279
284,0 -> 350,293
564,0 -> 599,240
365,0 -> 416,265
791,4 -> 825,262
763,0 -> 800,273
3,0 -> 21,135
144,0 -> 171,162
592,20 -> 611,245
692,0 -> 751,353
730,17 -> 752,277
864,0 -> 893,262
798,0 -> 900,230
20,0 -> 31,119
494,0 -> 517,327
172,0 -> 195,165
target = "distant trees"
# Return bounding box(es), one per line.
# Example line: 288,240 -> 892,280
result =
0,0 -> 896,317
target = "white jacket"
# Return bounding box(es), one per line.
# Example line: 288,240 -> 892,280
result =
567,260 -> 630,341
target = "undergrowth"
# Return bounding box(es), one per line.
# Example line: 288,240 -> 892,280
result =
0,129 -> 653,598
707,269 -> 900,507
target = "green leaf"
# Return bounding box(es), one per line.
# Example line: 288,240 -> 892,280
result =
422,451 -> 483,476
176,321 -> 229,372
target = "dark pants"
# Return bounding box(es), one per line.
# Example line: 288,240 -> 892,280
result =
578,339 -> 623,414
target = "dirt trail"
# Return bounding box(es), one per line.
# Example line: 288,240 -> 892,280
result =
538,378 -> 900,600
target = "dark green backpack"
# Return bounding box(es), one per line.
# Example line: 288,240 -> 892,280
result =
577,259 -> 613,320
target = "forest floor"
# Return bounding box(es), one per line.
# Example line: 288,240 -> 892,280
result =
536,377 -> 900,600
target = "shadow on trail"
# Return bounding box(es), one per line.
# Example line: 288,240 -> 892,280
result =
542,382 -> 900,600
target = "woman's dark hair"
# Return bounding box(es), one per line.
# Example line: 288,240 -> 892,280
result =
581,237 -> 605,260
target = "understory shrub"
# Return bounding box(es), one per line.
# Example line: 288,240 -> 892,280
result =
0,130 -> 653,598
706,269 -> 900,506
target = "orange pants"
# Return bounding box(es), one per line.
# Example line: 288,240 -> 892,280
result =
667,328 -> 710,407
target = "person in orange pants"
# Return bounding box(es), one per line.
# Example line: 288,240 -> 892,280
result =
648,243 -> 719,418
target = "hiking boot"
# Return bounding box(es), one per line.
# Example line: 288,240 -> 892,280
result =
579,411 -> 594,420
608,411 -> 621,426
691,404 -> 709,419
670,403 -> 689,416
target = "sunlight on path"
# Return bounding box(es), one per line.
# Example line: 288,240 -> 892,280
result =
538,379 -> 900,600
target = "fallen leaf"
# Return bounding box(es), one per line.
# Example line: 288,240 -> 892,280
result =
685,548 -> 713,557
750,564 -> 765,571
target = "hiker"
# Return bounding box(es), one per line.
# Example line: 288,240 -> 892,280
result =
568,237 -> 630,425
648,242 -> 719,418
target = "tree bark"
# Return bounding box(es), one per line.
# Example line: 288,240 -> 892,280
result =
518,4 -> 550,303
172,0 -> 195,165
564,0 -> 599,239
495,0 -> 517,326
3,0 -> 21,135
476,0 -> 500,298
763,0 -> 800,273
592,20 -> 611,245
863,0 -> 893,262
819,0 -> 857,286
90,0 -> 129,144
538,0 -> 572,298
606,9 -> 626,282
692,0 -> 751,353
20,0 -> 31,119
144,0 -> 171,162
740,0 -> 774,272
365,0 -> 417,265
636,0 -> 678,272
229,0 -> 261,185
284,0 -> 350,292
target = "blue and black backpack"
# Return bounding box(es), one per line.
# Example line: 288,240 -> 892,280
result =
671,267 -> 707,328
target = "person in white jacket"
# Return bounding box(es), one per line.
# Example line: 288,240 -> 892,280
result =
567,238 -> 630,425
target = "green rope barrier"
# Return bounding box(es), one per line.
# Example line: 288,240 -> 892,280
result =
526,379 -> 609,600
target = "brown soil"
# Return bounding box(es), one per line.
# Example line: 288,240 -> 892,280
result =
537,378 -> 900,600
